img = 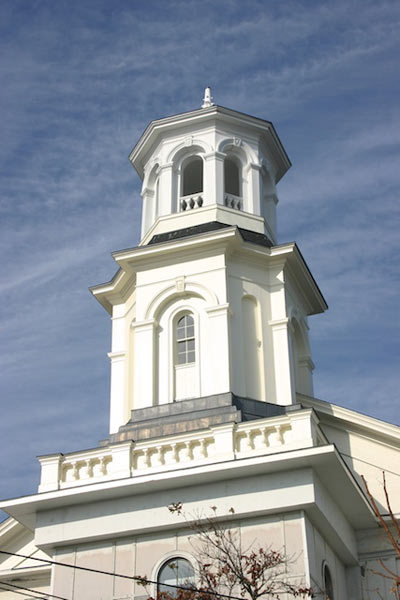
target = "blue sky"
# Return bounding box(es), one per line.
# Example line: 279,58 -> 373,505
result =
1,0 -> 399,515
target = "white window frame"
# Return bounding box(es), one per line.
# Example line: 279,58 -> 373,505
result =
151,551 -> 197,599
175,313 -> 196,366
168,305 -> 201,402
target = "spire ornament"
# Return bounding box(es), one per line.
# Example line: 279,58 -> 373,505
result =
201,86 -> 214,108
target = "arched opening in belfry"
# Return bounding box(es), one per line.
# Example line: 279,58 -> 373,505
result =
182,156 -> 203,196
224,157 -> 241,197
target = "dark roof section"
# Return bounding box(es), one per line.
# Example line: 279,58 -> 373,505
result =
100,392 -> 287,445
147,221 -> 273,248
239,227 -> 273,248
148,221 -> 229,244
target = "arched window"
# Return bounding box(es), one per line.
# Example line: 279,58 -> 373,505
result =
176,314 -> 195,365
157,557 -> 195,597
182,156 -> 203,196
323,564 -> 334,600
224,157 -> 240,196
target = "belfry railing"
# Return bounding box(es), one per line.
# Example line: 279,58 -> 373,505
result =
180,194 -> 204,211
224,193 -> 242,210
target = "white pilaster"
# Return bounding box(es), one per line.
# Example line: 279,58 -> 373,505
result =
288,409 -> 319,446
38,454 -> 63,493
298,356 -> 315,397
108,351 -> 126,434
109,441 -> 133,479
269,318 -> 294,405
212,422 -> 235,459
132,319 -> 157,409
204,304 -> 231,395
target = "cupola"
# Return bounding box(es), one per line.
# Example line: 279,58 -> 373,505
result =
129,87 -> 291,245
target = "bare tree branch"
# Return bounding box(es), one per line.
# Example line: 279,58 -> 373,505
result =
362,473 -> 400,598
158,505 -> 313,600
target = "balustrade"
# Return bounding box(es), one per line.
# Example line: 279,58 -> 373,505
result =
60,454 -> 112,485
234,424 -> 292,453
224,193 -> 242,210
132,437 -> 213,471
179,193 -> 244,212
39,411 -> 318,492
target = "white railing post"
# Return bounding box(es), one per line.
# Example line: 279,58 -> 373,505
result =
38,453 -> 63,492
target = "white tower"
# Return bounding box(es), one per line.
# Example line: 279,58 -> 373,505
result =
91,89 -> 327,435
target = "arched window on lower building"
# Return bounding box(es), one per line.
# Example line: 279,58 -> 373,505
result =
323,563 -> 334,600
157,557 -> 195,597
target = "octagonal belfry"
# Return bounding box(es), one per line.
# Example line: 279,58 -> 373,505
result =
130,87 -> 291,245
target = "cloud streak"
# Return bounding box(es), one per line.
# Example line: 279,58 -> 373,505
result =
0,0 -> 399,515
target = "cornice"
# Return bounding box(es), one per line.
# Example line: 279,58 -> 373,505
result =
0,444 -> 376,536
90,228 -> 326,317
285,245 -> 328,315
129,105 -> 290,183
240,239 -> 327,315
0,516 -> 22,539
298,394 -> 400,447
0,565 -> 51,580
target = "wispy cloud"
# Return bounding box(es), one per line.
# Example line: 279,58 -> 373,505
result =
0,0 -> 399,511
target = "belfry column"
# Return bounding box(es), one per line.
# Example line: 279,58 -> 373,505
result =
203,151 -> 225,206
158,162 -> 174,216
247,162 -> 262,216
140,187 -> 155,239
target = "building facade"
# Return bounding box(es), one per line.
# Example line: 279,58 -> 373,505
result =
1,90 -> 399,599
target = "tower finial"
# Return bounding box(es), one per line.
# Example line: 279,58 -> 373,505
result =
201,86 -> 214,108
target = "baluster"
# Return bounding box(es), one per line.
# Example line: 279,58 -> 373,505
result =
200,438 -> 208,458
62,462 -> 70,482
277,426 -> 284,445
246,431 -> 254,450
182,442 -> 191,461
145,448 -> 152,467
251,429 -> 262,449
73,462 -> 79,480
156,445 -> 165,466
132,451 -> 140,470
186,441 -> 194,460
101,456 -> 109,475
263,427 -> 271,447
171,443 -> 179,463
86,460 -> 93,478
